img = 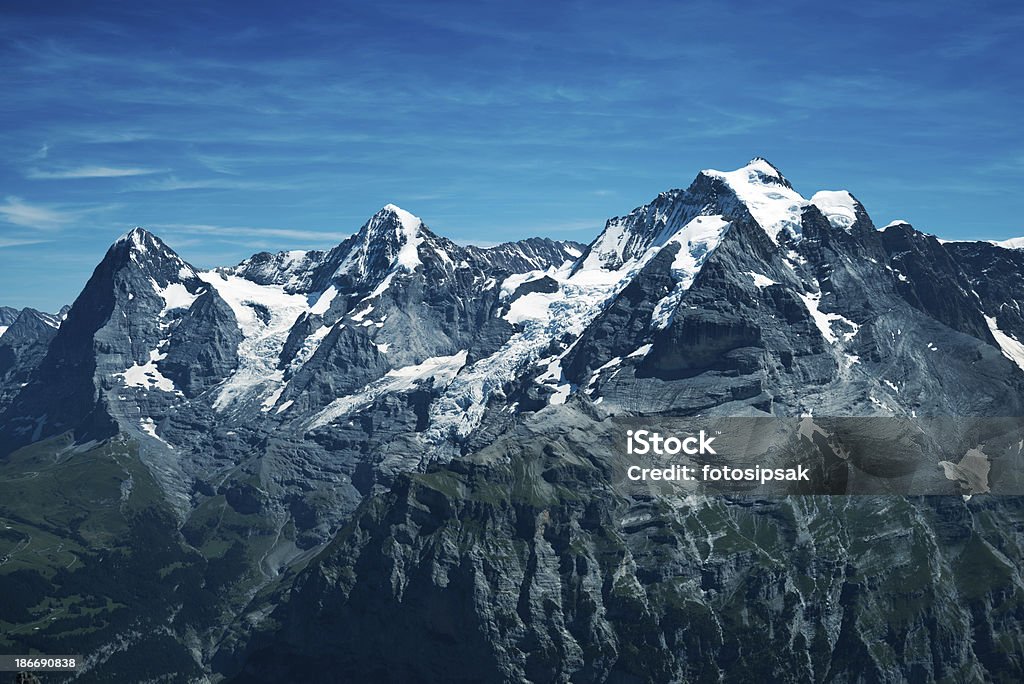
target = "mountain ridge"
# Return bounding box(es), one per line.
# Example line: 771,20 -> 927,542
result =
4,160 -> 1024,681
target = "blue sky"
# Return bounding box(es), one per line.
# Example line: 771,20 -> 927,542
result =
2,0 -> 1022,312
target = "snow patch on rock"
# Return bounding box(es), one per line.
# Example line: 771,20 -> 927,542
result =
152,280 -> 200,315
117,349 -> 179,394
309,351 -> 468,428
984,315 -> 1024,371
746,271 -> 778,288
799,292 -> 860,344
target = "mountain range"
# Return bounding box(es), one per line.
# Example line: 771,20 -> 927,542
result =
1,159 -> 1023,682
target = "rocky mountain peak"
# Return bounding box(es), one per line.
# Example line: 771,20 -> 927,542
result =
328,204 -> 426,280
0,306 -> 20,327
106,226 -> 201,285
572,159 -> 801,277
113,226 -> 180,264
8,308 -> 60,334
363,204 -> 423,251
6,161 -> 1024,683
115,225 -> 153,246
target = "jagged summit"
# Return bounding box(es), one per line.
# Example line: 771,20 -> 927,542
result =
105,225 -> 201,283
325,203 -> 427,285
360,204 -> 424,268
574,159 -> 809,278
6,161 -> 1024,682
366,203 -> 424,239
114,226 -> 161,252
225,206 -> 425,295
110,225 -> 183,263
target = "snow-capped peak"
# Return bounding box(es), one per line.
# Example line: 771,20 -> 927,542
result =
105,227 -> 203,295
701,158 -> 806,243
380,203 -> 420,230
333,204 -> 425,280
745,157 -> 789,184
573,158 -> 798,280
810,190 -> 861,231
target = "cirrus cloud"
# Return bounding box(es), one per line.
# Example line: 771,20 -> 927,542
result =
0,196 -> 77,230
26,165 -> 162,179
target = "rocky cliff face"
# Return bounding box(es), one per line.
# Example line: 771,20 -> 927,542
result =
235,407 -> 1024,683
3,160 -> 1024,682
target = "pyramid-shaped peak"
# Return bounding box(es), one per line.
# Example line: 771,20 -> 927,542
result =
329,205 -> 428,281
115,226 -> 157,249
361,205 -> 424,258
368,204 -> 423,239
110,226 -> 185,262
379,203 -> 420,222
104,226 -> 200,285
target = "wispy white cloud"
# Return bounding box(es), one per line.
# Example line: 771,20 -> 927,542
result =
0,197 -> 77,230
444,218 -> 604,239
27,165 -> 163,179
194,154 -> 242,175
130,176 -> 295,192
149,222 -> 348,243
0,237 -> 52,248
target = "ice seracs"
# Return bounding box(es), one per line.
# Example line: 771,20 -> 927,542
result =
197,271 -> 311,411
